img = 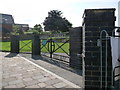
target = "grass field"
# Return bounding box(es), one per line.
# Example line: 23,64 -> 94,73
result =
0,41 -> 11,51
0,40 -> 69,53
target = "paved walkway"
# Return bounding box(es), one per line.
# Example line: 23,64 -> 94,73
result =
1,52 -> 81,89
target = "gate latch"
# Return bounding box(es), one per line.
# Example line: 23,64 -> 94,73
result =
97,39 -> 101,47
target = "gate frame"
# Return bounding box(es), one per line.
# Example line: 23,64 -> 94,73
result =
99,28 -> 120,89
99,30 -> 110,89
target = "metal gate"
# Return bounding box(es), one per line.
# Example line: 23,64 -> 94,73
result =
40,33 -> 69,64
19,35 -> 32,53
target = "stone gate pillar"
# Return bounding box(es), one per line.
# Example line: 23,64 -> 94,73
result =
11,35 -> 19,53
69,27 -> 83,69
32,35 -> 40,56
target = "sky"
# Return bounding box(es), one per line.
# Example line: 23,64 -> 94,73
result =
0,0 -> 120,28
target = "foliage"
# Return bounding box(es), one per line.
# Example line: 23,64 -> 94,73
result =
24,24 -> 43,35
11,25 -> 24,35
33,24 -> 43,33
43,10 -> 72,32
32,29 -> 40,34
24,31 -> 33,35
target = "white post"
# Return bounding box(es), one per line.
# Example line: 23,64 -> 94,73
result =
118,1 -> 120,27
110,37 -> 120,89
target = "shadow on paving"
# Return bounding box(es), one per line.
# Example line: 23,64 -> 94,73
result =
31,55 -> 82,76
5,53 -> 18,58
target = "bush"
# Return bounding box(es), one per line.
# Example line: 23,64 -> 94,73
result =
32,30 -> 40,34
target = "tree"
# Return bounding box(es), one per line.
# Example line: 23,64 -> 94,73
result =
12,25 -> 19,34
12,25 -> 24,35
43,10 -> 72,32
33,24 -> 43,34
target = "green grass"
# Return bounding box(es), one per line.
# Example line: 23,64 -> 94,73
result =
0,40 -> 69,53
41,43 -> 69,53
19,40 -> 32,52
0,41 -> 10,51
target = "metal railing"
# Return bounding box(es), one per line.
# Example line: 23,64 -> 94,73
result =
99,28 -> 120,89
100,30 -> 109,89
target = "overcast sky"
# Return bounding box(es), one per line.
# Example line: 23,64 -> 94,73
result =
0,0 -> 120,28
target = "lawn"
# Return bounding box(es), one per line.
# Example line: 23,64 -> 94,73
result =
41,42 -> 69,53
0,40 -> 69,53
0,41 -> 11,51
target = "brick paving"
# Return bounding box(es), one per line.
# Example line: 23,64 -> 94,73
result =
1,52 -> 80,88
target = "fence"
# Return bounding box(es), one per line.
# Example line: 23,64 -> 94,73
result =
40,33 -> 70,65
10,35 -> 33,53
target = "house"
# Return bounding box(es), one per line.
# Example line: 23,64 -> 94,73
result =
15,24 -> 29,32
0,14 -> 14,35
0,13 -> 29,37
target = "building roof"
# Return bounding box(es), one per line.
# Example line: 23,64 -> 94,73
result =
15,24 -> 29,27
0,14 -> 14,24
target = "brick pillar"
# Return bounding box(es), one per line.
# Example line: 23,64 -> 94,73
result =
82,8 -> 116,88
11,35 -> 19,53
32,35 -> 40,56
69,27 -> 83,69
